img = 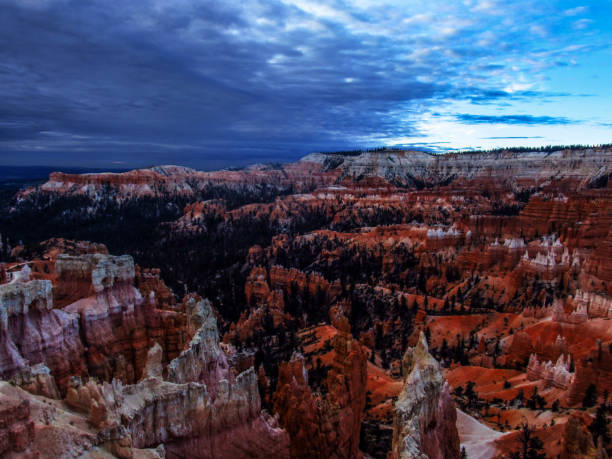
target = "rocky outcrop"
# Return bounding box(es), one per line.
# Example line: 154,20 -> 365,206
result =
302,147 -> 611,188
326,309 -> 368,458
0,251 -> 194,393
65,294 -> 290,458
0,387 -> 35,457
9,364 -> 61,399
54,252 -> 136,307
572,290 -> 612,319
0,256 -> 290,458
30,161 -> 336,201
272,354 -> 320,457
0,278 -> 85,391
142,342 -> 164,379
61,367 -> 289,458
60,253 -> 188,386
526,353 -> 574,390
273,311 -> 367,458
166,295 -> 229,389
391,332 -> 460,459
568,345 -> 612,406
136,266 -> 179,311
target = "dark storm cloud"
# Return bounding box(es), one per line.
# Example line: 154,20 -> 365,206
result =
0,0 -> 606,167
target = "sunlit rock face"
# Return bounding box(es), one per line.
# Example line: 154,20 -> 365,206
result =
391,332 -> 460,459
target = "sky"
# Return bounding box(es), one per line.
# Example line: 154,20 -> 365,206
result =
1,0 -> 611,169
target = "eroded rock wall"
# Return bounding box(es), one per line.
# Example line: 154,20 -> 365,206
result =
391,332 -> 460,459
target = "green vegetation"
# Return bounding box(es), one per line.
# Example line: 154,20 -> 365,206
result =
317,143 -> 612,157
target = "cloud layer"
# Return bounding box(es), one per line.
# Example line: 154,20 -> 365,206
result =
0,0 -> 611,167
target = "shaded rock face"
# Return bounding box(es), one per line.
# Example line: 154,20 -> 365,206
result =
273,312 -> 368,459
568,346 -> 612,407
0,390 -> 35,456
391,332 -> 460,459
0,278 -> 85,390
0,247 -> 290,458
59,253 -> 189,388
98,296 -> 290,458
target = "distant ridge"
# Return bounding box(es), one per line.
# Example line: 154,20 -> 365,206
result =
0,165 -> 129,182
315,143 -> 612,157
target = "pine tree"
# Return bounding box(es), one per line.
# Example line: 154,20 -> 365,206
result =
509,423 -> 546,459
589,404 -> 610,447
583,384 -> 598,408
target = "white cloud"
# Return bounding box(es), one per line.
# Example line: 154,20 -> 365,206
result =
572,18 -> 593,30
402,13 -> 434,25
564,6 -> 588,16
504,81 -> 534,93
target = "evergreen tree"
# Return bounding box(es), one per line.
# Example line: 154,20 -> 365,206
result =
583,384 -> 599,408
589,404 -> 610,447
510,423 -> 546,459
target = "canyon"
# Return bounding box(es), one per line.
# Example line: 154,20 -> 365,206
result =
0,146 -> 611,458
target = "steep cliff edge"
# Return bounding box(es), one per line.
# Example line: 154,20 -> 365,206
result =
29,161 -> 335,200
272,309 -> 368,458
391,332 -> 460,459
22,147 -> 612,203
302,147 -> 611,188
57,252 -> 189,387
85,296 -> 290,458
0,276 -> 86,391
0,246 -> 290,458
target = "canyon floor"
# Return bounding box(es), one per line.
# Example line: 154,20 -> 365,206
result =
0,147 -> 611,458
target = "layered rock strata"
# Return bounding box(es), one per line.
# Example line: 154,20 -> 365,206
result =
273,310 -> 367,458
0,249 -> 290,458
0,277 -> 85,391
391,332 -> 460,459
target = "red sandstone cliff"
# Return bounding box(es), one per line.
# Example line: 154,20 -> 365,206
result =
273,310 -> 367,458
